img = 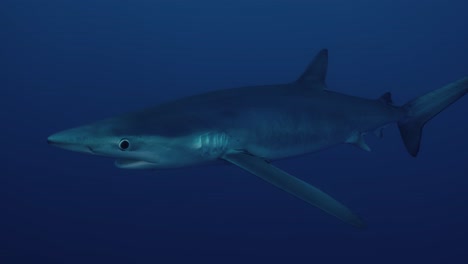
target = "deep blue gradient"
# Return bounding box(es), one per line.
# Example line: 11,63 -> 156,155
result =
2,0 -> 468,263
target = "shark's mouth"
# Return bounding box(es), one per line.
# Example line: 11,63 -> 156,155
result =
114,159 -> 159,169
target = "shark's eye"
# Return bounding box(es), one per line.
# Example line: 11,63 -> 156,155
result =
119,139 -> 130,150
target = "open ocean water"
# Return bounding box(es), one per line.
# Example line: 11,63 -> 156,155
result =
2,0 -> 468,263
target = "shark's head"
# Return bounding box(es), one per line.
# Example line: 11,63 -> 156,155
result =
47,114 -> 220,169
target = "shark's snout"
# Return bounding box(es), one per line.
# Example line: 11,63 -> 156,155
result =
47,129 -> 95,154
47,130 -> 76,146
47,133 -> 66,147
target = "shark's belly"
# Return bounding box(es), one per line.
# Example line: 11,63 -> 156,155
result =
244,130 -> 348,160
226,112 -> 353,160
208,94 -> 401,161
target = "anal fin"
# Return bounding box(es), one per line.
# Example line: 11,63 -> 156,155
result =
222,152 -> 365,228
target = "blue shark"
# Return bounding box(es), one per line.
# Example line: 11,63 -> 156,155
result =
48,49 -> 468,228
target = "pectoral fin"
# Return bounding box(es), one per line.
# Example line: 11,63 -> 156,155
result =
222,152 -> 365,228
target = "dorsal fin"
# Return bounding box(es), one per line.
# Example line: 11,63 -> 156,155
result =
379,92 -> 393,104
296,49 -> 328,89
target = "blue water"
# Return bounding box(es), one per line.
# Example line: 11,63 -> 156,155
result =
3,0 -> 468,263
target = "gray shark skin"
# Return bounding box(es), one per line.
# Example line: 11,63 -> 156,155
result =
48,49 -> 468,228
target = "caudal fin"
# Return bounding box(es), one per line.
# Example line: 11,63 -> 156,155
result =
399,77 -> 468,156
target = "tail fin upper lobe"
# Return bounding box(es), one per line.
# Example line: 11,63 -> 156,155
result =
398,77 -> 468,156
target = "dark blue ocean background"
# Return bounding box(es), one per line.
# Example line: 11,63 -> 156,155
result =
2,0 -> 468,263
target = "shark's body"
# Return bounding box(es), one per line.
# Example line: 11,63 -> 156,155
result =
113,82 -> 401,167
48,49 -> 468,228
